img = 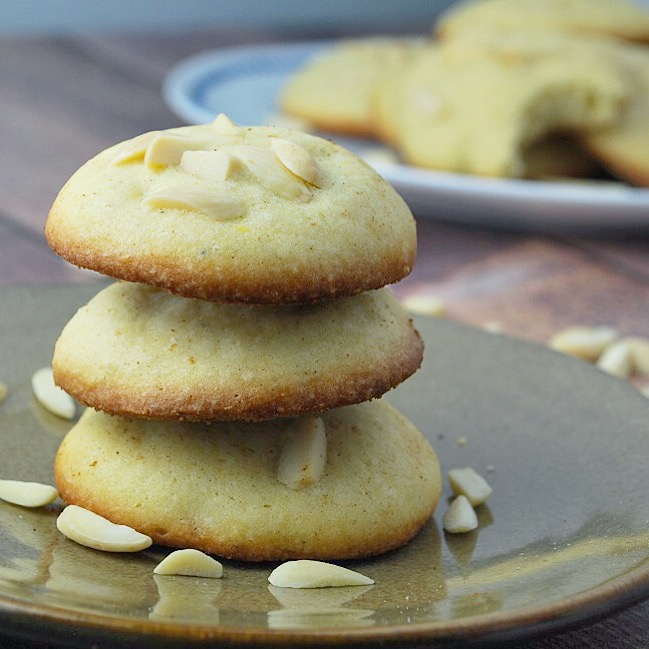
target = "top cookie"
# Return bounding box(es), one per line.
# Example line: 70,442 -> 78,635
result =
45,117 -> 416,304
435,0 -> 649,43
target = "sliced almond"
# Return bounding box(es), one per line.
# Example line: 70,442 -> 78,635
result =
0,381 -> 7,404
268,560 -> 374,589
597,340 -> 633,379
142,187 -> 245,220
32,367 -> 76,420
56,505 -> 152,552
111,131 -> 161,165
443,495 -> 478,534
448,467 -> 492,506
0,479 -> 58,508
401,294 -> 446,317
236,145 -> 311,202
548,326 -> 618,361
144,132 -> 209,168
277,416 -> 327,490
482,321 -> 503,334
624,336 -> 649,376
271,138 -> 323,188
180,150 -> 240,181
153,549 -> 223,578
212,113 -> 238,134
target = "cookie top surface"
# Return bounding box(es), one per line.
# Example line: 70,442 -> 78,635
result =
53,281 -> 423,421
45,119 -> 416,304
280,37 -> 425,137
55,401 -> 442,561
435,0 -> 649,43
386,37 -> 629,177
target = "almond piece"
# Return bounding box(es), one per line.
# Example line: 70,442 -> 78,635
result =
268,560 -> 374,589
111,131 -> 161,164
548,326 -> 618,361
180,150 -> 240,181
277,416 -> 327,490
0,381 -> 7,404
482,321 -> 503,334
271,138 -> 323,187
144,132 -> 209,168
597,340 -> 633,379
624,336 -> 649,376
443,496 -> 478,534
212,112 -> 238,134
448,467 -> 492,506
56,505 -> 152,552
31,367 -> 76,420
153,549 -> 223,578
0,480 -> 59,508
236,145 -> 311,202
401,294 -> 446,317
142,187 -> 245,220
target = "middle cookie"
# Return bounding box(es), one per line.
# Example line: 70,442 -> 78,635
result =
53,281 -> 423,421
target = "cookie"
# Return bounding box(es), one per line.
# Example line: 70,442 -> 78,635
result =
52,281 -> 423,421
372,52 -> 422,146
45,120 -> 416,304
54,401 -> 442,561
435,0 -> 649,44
386,37 -> 629,177
582,42 -> 649,187
280,37 -> 425,138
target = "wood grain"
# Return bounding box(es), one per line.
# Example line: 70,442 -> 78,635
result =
402,221 -> 649,343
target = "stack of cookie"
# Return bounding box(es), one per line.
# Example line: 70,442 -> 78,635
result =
44,116 -> 442,561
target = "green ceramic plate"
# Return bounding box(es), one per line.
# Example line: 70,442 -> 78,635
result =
1,284 -> 648,648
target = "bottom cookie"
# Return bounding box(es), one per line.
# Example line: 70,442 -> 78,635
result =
54,401 -> 442,561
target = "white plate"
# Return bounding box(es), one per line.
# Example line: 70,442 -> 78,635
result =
163,41 -> 649,231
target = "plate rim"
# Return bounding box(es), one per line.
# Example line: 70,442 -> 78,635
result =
0,558 -> 648,647
162,39 -> 649,231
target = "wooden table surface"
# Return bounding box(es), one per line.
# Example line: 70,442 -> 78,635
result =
1,26 -> 648,649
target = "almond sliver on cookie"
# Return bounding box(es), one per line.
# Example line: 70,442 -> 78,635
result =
211,112 -> 239,134
180,150 -> 240,181
277,416 -> 327,489
111,131 -> 160,165
236,145 -> 312,202
271,138 -> 323,187
142,188 -> 245,220
144,132 -> 210,168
